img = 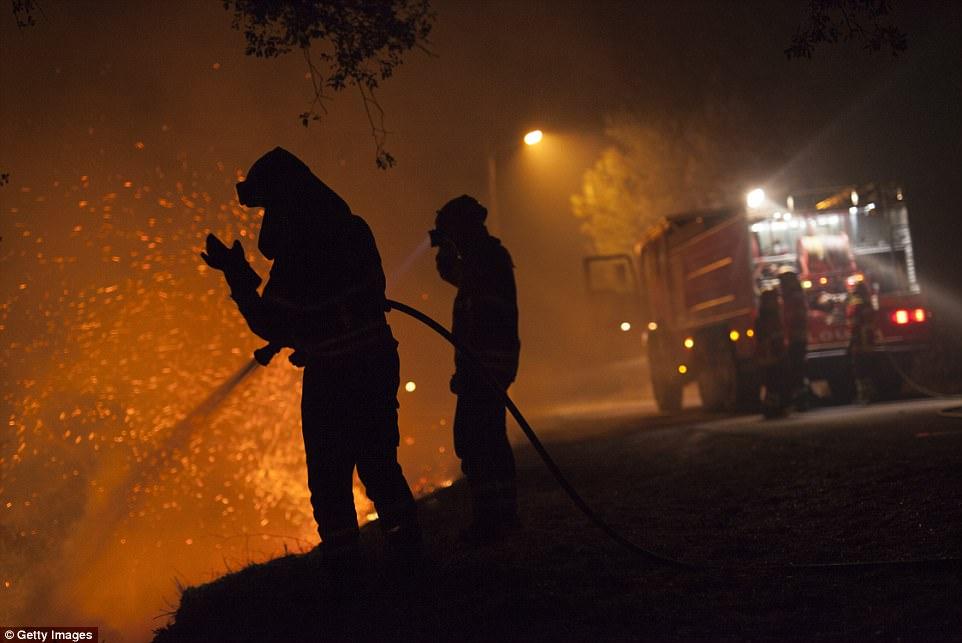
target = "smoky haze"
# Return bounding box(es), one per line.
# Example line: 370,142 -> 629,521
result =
2,1 -> 960,640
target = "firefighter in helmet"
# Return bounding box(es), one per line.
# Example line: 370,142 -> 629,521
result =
756,288 -> 788,418
201,148 -> 420,569
430,195 -> 521,543
847,280 -> 878,403
777,266 -> 809,410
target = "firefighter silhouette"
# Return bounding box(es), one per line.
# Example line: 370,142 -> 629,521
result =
847,281 -> 878,403
777,267 -> 809,409
431,195 -> 521,543
201,147 -> 420,566
756,288 -> 788,418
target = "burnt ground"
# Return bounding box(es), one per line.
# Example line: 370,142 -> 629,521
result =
154,398 -> 962,642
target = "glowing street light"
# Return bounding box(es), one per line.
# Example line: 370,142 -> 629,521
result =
487,127 -> 545,233
746,187 -> 766,209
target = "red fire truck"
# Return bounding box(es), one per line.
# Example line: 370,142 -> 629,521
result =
584,183 -> 929,412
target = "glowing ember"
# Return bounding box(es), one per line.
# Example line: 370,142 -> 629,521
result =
0,150 -> 459,636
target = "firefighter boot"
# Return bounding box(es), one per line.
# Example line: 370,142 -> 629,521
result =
459,478 -> 517,545
495,479 -> 521,530
855,378 -> 875,405
378,499 -> 423,565
310,527 -> 363,594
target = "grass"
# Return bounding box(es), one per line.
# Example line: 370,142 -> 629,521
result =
154,405 -> 962,642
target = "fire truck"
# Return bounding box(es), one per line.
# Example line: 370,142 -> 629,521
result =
584,183 -> 929,412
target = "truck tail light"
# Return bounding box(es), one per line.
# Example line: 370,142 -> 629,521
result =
890,308 -> 927,325
889,308 -> 929,326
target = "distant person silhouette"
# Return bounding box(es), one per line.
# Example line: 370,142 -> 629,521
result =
430,195 -> 521,543
847,280 -> 878,404
201,147 -> 420,570
777,267 -> 809,410
756,288 -> 788,418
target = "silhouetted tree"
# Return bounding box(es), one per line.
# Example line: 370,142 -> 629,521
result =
571,109 -> 755,255
785,0 -> 907,59
10,0 -> 38,28
223,0 -> 435,168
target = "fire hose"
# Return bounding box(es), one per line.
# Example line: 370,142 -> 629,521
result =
883,352 -> 962,402
185,299 -> 960,572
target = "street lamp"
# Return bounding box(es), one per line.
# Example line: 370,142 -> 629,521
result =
486,128 -> 544,234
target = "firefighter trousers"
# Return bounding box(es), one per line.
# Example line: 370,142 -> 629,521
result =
453,389 -> 518,526
300,352 -> 419,551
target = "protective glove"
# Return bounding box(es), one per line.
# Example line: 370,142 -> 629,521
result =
200,233 -> 261,297
253,343 -> 281,366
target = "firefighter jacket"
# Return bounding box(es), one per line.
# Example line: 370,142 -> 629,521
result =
782,288 -> 808,345
451,235 -> 520,393
755,297 -> 786,368
224,148 -> 395,363
847,291 -> 878,354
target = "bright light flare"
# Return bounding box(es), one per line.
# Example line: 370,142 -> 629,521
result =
523,129 -> 543,146
913,308 -> 926,323
404,381 -> 417,392
677,364 -> 688,374
619,321 -> 632,332
729,330 -> 740,342
683,337 -> 694,349
846,273 -> 865,286
647,321 -> 658,331
746,188 -> 766,209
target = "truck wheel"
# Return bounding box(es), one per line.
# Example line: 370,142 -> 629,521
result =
735,369 -> 761,412
648,332 -> 683,413
697,334 -> 738,412
652,372 -> 683,413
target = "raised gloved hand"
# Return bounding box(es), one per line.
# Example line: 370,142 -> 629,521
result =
253,343 -> 281,366
200,233 -> 261,296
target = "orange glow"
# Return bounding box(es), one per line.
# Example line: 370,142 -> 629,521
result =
647,321 -> 658,331
913,308 -> 926,322
1,154 -> 461,640
523,129 -> 543,145
746,328 -> 755,337
404,380 -> 417,392
677,364 -> 688,374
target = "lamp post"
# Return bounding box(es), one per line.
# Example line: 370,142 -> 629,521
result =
486,129 -> 543,235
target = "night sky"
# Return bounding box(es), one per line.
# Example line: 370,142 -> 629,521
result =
2,1 -> 960,640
